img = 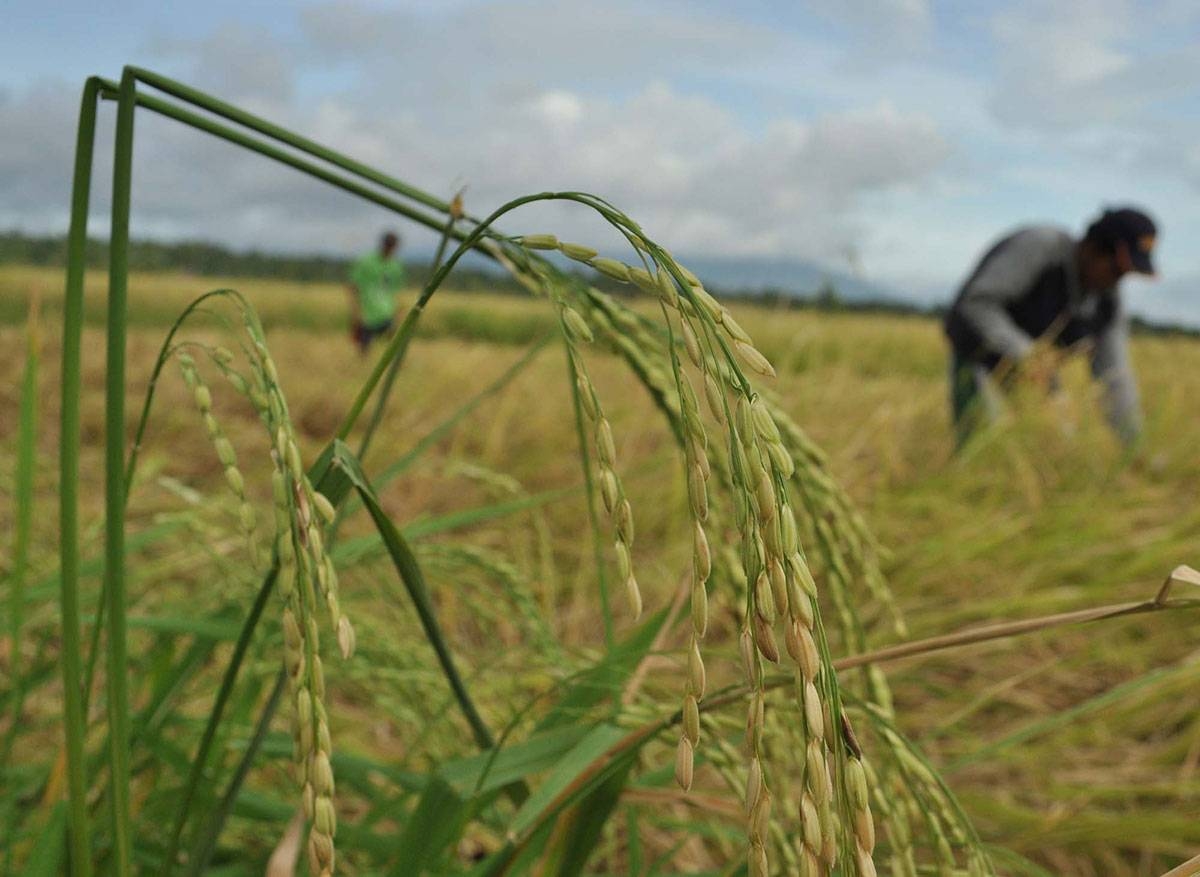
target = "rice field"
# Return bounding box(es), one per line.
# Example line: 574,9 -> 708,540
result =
2,260 -> 1199,876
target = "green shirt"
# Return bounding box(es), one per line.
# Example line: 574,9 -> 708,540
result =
350,251 -> 406,327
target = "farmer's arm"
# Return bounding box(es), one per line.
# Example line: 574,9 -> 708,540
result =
1090,304 -> 1141,445
957,230 -> 1061,362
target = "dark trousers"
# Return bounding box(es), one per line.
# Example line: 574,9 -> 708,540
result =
950,352 -> 986,450
354,318 -> 394,353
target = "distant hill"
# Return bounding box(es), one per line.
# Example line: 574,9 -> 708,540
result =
675,254 -> 908,305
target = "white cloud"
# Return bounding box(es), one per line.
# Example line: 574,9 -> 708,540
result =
988,0 -> 1200,131
3,0 -> 1198,326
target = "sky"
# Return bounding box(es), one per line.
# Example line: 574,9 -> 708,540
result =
2,0 -> 1199,323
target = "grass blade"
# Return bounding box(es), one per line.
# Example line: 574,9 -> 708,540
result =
185,668 -> 288,876
330,442 -> 500,756
2,295 -> 41,867
389,774 -> 469,876
161,566 -> 278,876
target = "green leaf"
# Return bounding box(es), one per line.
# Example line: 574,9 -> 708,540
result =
389,774 -> 469,876
20,802 -> 67,877
538,607 -> 670,732
547,757 -> 633,876
508,723 -> 629,838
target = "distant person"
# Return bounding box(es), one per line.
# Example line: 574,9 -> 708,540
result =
944,206 -> 1158,449
348,231 -> 406,354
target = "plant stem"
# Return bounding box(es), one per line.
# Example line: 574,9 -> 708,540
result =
58,76 -> 101,877
102,67 -> 136,877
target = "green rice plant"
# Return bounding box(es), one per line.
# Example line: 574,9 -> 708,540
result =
2,63 -> 1192,877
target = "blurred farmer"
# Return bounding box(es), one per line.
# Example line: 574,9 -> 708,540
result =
347,231 -> 406,354
944,206 -> 1158,448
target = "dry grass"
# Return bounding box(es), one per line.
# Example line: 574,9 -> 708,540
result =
2,264 -> 1200,874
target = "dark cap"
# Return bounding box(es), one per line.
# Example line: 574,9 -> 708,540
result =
1086,207 -> 1157,275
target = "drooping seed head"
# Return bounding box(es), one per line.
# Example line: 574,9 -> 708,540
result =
194,384 -> 213,412
688,464 -> 708,521
755,470 -> 776,523
746,690 -> 765,749
337,616 -> 356,659
687,636 -> 706,698
624,574 -> 643,618
307,830 -> 334,874
559,242 -> 599,262
768,556 -> 789,617
753,572 -> 776,625
317,718 -> 332,757
614,540 -> 632,582
847,758 -> 870,809
312,491 -> 336,524
674,736 -> 694,791
561,306 -> 594,343
856,806 -> 876,853
703,373 -> 726,424
238,502 -> 257,534
286,440 -> 304,481
592,257 -> 632,283
806,740 -> 828,804
749,788 -> 771,843
517,233 -> 559,250
616,499 -> 635,546
751,397 -> 782,445
215,438 -> 237,469
721,310 -> 753,345
576,375 -> 599,421
315,795 -> 337,838
596,418 -> 616,467
789,552 -> 818,598
224,466 -> 245,496
681,321 -> 702,368
693,521 -> 711,583
752,612 -> 779,663
628,266 -> 656,294
599,467 -> 619,513
690,582 -> 709,637
683,694 -> 700,744
803,681 -> 823,738
734,341 -> 777,378
312,750 -> 335,796
739,627 -> 757,684
749,841 -> 769,877
801,793 -> 822,852
766,440 -> 795,478
655,269 -> 680,308
855,846 -> 878,877
746,756 -> 763,814
792,588 -> 815,630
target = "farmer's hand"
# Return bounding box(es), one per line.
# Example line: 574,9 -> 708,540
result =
1019,345 -> 1059,394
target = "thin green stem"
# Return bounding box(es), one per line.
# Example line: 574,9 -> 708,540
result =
161,566 -> 278,877
102,67 -> 136,877
58,76 -> 100,877
185,666 -> 288,877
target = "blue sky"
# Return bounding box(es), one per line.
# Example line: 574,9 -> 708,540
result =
2,0 -> 1199,323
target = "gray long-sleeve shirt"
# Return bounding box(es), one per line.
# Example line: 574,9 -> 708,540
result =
944,225 -> 1141,442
